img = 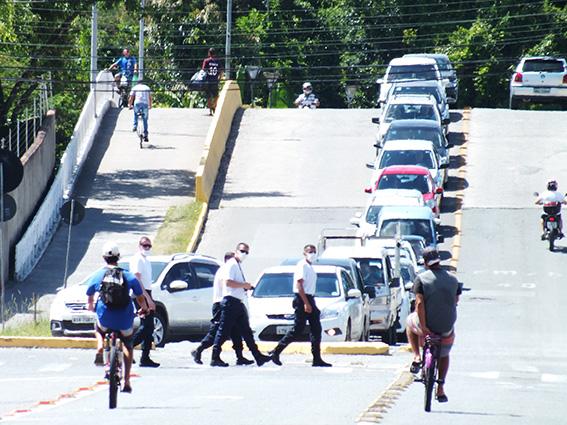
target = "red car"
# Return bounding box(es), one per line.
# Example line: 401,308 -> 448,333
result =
365,165 -> 443,217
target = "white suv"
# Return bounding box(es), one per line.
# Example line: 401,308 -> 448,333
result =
510,56 -> 567,109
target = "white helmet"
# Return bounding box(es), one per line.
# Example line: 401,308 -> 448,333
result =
101,242 -> 120,258
302,82 -> 312,91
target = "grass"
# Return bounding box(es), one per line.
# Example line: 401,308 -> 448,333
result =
152,200 -> 204,254
0,318 -> 51,337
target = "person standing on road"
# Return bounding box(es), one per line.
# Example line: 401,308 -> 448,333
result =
270,244 -> 332,367
191,252 -> 254,366
210,242 -> 271,367
130,236 -> 160,368
201,48 -> 223,116
406,247 -> 462,403
128,79 -> 152,141
87,242 -> 149,393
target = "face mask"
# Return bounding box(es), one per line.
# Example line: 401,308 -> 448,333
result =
304,89 -> 312,95
306,252 -> 317,262
238,252 -> 248,262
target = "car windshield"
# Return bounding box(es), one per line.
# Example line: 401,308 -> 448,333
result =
401,265 -> 415,283
379,150 -> 435,169
384,104 -> 437,122
118,260 -> 169,282
384,127 -> 445,150
406,239 -> 425,258
523,59 -> 564,72
366,205 -> 382,225
379,219 -> 433,245
392,86 -> 442,103
387,65 -> 437,82
253,273 -> 340,298
357,259 -> 388,293
377,173 -> 432,194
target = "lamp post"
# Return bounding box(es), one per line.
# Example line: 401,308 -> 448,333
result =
263,71 -> 280,108
345,84 -> 358,108
246,66 -> 262,107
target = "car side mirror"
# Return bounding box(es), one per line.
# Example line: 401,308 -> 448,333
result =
347,288 -> 362,299
169,280 -> 188,292
435,187 -> 444,194
364,187 -> 372,194
439,163 -> 448,169
366,162 -> 375,169
364,286 -> 377,298
373,143 -> 380,149
389,277 -> 400,288
404,281 -> 413,291
533,192 -> 539,197
437,234 -> 445,244
442,118 -> 451,125
371,117 -> 380,124
349,217 -> 361,227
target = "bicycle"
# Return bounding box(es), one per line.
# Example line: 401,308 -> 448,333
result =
136,111 -> 145,148
104,330 -> 124,409
416,334 -> 441,412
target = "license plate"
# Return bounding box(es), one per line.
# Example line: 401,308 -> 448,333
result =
72,315 -> 96,324
534,87 -> 551,94
276,325 -> 293,335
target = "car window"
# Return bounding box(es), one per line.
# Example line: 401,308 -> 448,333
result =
385,127 -> 444,150
190,262 -> 219,289
253,273 -> 293,298
151,262 -> 169,282
380,150 -> 434,169
315,274 -> 340,297
522,59 -> 564,73
366,205 -> 382,224
401,265 -> 416,283
341,270 -> 356,292
393,86 -> 441,103
378,174 -> 431,194
385,104 -> 436,122
379,219 -> 433,245
161,263 -> 196,290
387,65 -> 437,82
358,259 -> 385,287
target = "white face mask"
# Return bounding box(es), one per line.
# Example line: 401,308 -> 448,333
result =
238,252 -> 247,262
306,252 -> 317,262
142,248 -> 152,256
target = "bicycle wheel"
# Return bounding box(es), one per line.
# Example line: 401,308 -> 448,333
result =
109,341 -> 119,409
424,354 -> 436,412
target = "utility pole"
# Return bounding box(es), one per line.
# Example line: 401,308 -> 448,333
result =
225,0 -> 232,79
90,1 -> 98,90
139,0 -> 145,80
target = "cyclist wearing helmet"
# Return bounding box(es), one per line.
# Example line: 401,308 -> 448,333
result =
86,242 -> 149,393
294,82 -> 320,109
535,180 -> 567,238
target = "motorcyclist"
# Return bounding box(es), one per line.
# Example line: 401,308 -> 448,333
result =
535,179 -> 567,239
294,82 -> 320,109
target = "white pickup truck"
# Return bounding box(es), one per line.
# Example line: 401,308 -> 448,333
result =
509,56 -> 567,109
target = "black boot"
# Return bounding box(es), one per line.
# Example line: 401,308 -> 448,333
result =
191,346 -> 203,365
251,348 -> 271,367
235,349 -> 254,366
140,354 -> 160,368
210,348 -> 229,367
312,345 -> 332,367
269,343 -> 286,366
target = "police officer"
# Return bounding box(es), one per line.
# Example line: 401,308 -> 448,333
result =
270,244 -> 332,367
210,242 -> 271,367
191,251 -> 254,365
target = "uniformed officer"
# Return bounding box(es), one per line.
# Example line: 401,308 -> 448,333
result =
210,242 -> 271,367
270,244 -> 332,367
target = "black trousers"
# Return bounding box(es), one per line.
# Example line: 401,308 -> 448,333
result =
278,294 -> 322,351
212,296 -> 260,358
132,290 -> 155,356
198,302 -> 244,352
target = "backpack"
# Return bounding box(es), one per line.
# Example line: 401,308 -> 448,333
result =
99,267 -> 131,310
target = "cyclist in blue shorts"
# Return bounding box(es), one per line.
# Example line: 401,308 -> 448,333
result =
87,242 -> 149,393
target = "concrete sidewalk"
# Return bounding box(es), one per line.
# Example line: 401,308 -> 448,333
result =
6,107 -> 213,310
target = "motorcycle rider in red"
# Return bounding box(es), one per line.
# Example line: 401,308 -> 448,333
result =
535,180 -> 567,239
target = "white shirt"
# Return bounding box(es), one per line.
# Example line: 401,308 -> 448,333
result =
539,190 -> 565,205
130,251 -> 152,290
130,83 -> 151,105
295,93 -> 319,109
212,262 -> 231,303
222,257 -> 247,301
293,259 -> 317,295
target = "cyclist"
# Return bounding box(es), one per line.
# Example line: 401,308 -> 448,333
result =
109,48 -> 138,86
405,247 -> 462,403
87,242 -> 149,393
128,79 -> 152,141
535,179 -> 567,239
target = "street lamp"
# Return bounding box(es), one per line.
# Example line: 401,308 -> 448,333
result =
263,71 -> 280,108
246,65 -> 262,108
345,84 -> 359,108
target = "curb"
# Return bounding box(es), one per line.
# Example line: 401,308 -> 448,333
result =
0,336 -> 96,349
187,201 -> 209,253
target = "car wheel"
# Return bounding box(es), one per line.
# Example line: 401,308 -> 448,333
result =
510,96 -> 520,110
153,309 -> 168,348
344,320 -> 352,342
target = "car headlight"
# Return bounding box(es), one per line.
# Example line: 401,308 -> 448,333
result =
320,309 -> 340,320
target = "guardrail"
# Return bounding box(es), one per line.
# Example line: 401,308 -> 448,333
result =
14,70 -> 116,281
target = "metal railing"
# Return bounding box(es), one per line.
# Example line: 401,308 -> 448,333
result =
0,83 -> 52,158
14,70 -> 116,281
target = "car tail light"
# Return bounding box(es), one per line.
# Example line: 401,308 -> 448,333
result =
514,73 -> 523,83
563,74 -> 567,84
549,216 -> 556,222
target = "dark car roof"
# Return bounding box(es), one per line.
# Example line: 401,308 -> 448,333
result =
388,119 -> 443,130
281,257 -> 358,268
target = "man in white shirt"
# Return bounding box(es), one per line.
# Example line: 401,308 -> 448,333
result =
128,80 -> 152,141
210,242 -> 271,367
270,244 -> 331,367
535,179 -> 567,238
130,236 -> 159,368
191,252 -> 253,365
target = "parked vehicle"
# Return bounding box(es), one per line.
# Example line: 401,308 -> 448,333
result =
385,81 -> 450,126
376,205 -> 444,248
249,265 -> 365,342
404,53 -> 459,103
509,56 -> 567,109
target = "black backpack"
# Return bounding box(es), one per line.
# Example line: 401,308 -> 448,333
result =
99,267 -> 131,310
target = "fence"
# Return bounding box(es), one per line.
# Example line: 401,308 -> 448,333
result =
14,70 -> 116,281
0,82 -> 52,158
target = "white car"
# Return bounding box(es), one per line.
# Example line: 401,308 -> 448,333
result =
249,265 -> 365,342
404,53 -> 458,103
369,140 -> 447,215
350,189 -> 424,237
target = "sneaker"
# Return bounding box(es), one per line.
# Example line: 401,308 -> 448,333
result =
312,359 -> 332,367
210,358 -> 229,367
139,357 -> 160,368
436,393 -> 448,403
132,127 -> 137,132
122,384 -> 132,393
94,352 -> 104,366
255,353 -> 271,367
236,357 -> 254,366
269,351 -> 282,366
143,135 -> 149,142
191,349 -> 203,365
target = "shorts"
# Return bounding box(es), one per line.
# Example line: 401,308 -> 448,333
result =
96,321 -> 134,349
406,312 -> 455,358
204,81 -> 219,98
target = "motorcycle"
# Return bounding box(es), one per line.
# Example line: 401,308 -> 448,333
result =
117,74 -> 130,108
535,192 -> 564,251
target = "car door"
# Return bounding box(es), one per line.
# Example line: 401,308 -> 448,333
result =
341,270 -> 364,340
188,261 -> 219,332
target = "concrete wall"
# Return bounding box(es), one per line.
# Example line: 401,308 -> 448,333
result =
1,111 -> 56,281
195,81 -> 242,202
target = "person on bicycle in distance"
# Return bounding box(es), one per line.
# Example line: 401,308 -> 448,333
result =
87,242 -> 149,393
405,247 -> 462,403
109,48 -> 138,86
535,179 -> 567,239
128,79 -> 152,141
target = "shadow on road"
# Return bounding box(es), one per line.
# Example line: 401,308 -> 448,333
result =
444,176 -> 469,193
441,196 -> 463,214
449,111 -> 463,123
448,131 -> 466,147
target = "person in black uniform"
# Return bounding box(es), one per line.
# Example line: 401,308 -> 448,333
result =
210,242 -> 271,367
270,244 -> 332,367
201,48 -> 223,115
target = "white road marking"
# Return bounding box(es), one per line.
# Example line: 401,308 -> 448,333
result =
200,395 -> 245,400
497,283 -> 512,288
520,283 -> 536,289
493,270 -> 517,276
510,364 -> 539,373
324,367 -> 353,374
469,371 -> 500,380
38,363 -> 72,373
541,373 -> 567,383
548,271 -> 563,278
472,270 -> 487,275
